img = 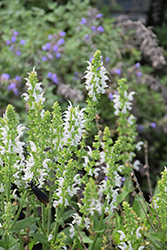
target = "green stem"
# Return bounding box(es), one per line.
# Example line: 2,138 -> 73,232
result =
10,190 -> 27,230
52,206 -> 65,244
47,189 -> 52,235
90,200 -> 107,250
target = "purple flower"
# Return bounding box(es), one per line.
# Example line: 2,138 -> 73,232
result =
48,34 -> 53,40
53,44 -> 58,52
135,62 -> 140,68
91,26 -> 96,31
105,56 -> 110,62
96,13 -> 103,18
52,73 -> 58,84
42,43 -> 51,51
42,56 -> 47,61
136,72 -> 142,77
8,83 -> 19,95
47,72 -> 52,78
16,50 -> 21,56
59,31 -> 66,37
137,125 -> 143,131
104,176 -> 109,181
7,83 -> 16,90
114,69 -> 121,75
84,34 -> 89,40
20,39 -> 25,45
6,40 -> 11,45
11,36 -> 16,42
80,17 -> 87,25
13,31 -> 19,36
56,53 -> 61,58
150,122 -> 156,129
2,73 -> 10,80
108,93 -> 113,101
57,38 -> 65,46
13,88 -> 19,95
97,26 -> 104,32
48,54 -> 53,59
73,76 -> 77,81
15,76 -> 21,81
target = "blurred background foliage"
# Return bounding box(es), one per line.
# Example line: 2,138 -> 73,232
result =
0,0 -> 167,193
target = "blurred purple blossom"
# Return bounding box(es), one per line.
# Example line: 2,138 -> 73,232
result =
47,72 -> 52,78
42,56 -> 47,61
59,31 -> 66,37
16,51 -> 21,56
2,73 -> 10,80
15,76 -> 21,81
97,26 -> 104,32
135,62 -> 140,68
13,31 -> 19,36
137,72 -> 142,77
105,56 -> 110,62
96,13 -> 103,18
52,73 -> 58,84
6,40 -> 11,45
150,122 -> 156,129
20,39 -> 25,45
11,36 -> 16,42
91,26 -> 96,31
48,34 -> 53,40
57,38 -> 65,46
104,176 -> 109,181
84,34 -> 89,40
42,43 -> 51,51
108,93 -> 113,101
80,17 -> 87,25
114,69 -> 121,75
137,125 -> 144,131
48,54 -> 53,59
53,44 -> 58,52
7,83 -> 18,95
8,83 -> 16,90
56,53 -> 61,58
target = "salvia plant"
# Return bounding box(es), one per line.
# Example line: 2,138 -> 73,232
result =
0,50 -> 167,250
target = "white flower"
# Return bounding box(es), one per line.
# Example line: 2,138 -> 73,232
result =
117,230 -> 126,241
136,226 -> 142,238
29,141 -> 37,152
84,60 -> 109,100
117,242 -> 127,250
48,234 -> 52,241
93,167 -> 101,178
138,246 -> 145,250
133,160 -> 141,171
136,141 -> 144,151
72,213 -> 81,225
84,217 -> 91,229
128,91 -> 136,101
63,102 -> 86,146
0,184 -> 5,192
69,223 -> 75,238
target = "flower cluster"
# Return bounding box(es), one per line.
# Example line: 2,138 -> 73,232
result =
84,50 -> 109,101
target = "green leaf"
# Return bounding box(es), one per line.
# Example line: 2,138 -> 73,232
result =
132,196 -> 147,220
11,217 -> 39,232
0,240 -> 7,248
117,190 -> 129,203
62,210 -> 74,222
80,232 -> 93,244
30,233 -> 49,246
